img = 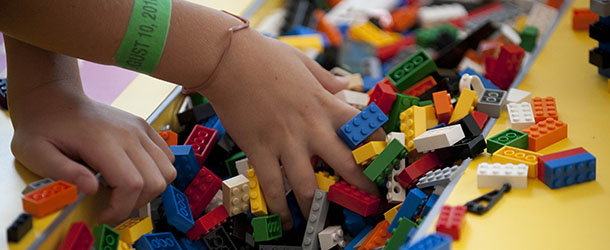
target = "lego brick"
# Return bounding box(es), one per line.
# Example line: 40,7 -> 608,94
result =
492,146 -> 542,178
403,76 -> 437,97
279,34 -> 324,53
486,128 -> 529,154
435,22 -> 497,68
224,152 -> 246,177
400,106 -> 427,151
159,131 -> 178,146
343,208 -> 366,236
202,227 -> 237,250
384,203 -> 402,223
186,206 -> 229,240
386,132 -> 406,146
327,181 -> 380,217
93,225 -> 120,250
22,180 -> 78,217
413,125 -> 465,152
459,67 -> 497,90
458,74 -> 485,97
544,152 -> 596,189
591,0 -> 610,17
335,90 -> 370,110
435,134 -> 486,165
313,9 -> 342,46
58,222 -> 94,250
386,157 -> 406,204
170,145 -> 201,191
361,56 -> 383,78
522,118 -> 568,151
364,139 -> 407,184
457,57 -> 484,77
386,219 -> 416,250
346,73 -> 365,92
177,102 -> 215,126
185,167 -> 222,218
448,89 -> 477,124
359,220 -> 392,250
589,47 -> 610,68
179,238 -> 207,250
387,49 -> 437,92
260,245 -> 302,250
531,96 -> 558,123
415,25 -> 459,48
499,23 -> 521,45
318,226 -> 346,250
423,194 -> 439,217
432,91 -> 453,124
417,165 -> 461,189
422,105 -> 439,129
435,205 -> 466,240
397,153 -> 442,188
525,2 -> 558,35
537,147 -> 587,182
252,214 -> 282,242
246,169 -> 268,217
386,93 -> 420,133
388,188 -> 427,233
222,175 -> 250,216
589,20 -> 610,42
114,216 -> 153,245
346,225 -> 373,250
315,171 -> 340,192
204,190 -> 223,213
472,111 -> 489,129
377,35 -> 416,62
453,113 -> 482,138
203,115 -> 225,141
0,78 -> 6,110
477,89 -> 507,118
162,185 -> 195,233
22,177 -> 54,195
477,163 -> 528,189
235,158 -> 250,177
507,102 -> 536,130
184,125 -> 218,166
368,81 -> 397,114
338,103 -> 389,149
349,21 -> 401,48
302,190 -> 329,250
520,26 -> 539,52
402,233 -> 452,250
506,88 -> 532,104
134,232 -> 182,250
7,213 -> 32,242
418,3 -> 467,28
485,45 -> 525,90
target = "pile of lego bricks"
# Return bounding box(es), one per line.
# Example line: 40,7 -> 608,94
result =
6,0 -> 590,249
587,0 -> 610,79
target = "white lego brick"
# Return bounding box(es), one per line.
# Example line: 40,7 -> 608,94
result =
525,2 -> 558,36
204,190 -> 223,213
458,74 -> 485,97
22,178 -> 54,194
416,165 -> 462,189
418,3 -> 467,28
477,162 -> 528,189
222,175 -> 250,216
302,190 -> 330,250
236,158 -> 251,177
386,159 -> 406,204
360,56 -> 382,78
326,0 -> 399,25
385,132 -> 406,146
335,90 -> 370,110
413,125 -> 465,152
255,8 -> 286,37
457,57 -> 484,75
506,88 -> 532,104
500,24 -> 522,45
318,226 -> 346,250
507,102 -> 535,130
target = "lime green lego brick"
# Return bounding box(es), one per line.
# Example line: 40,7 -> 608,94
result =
363,139 -> 408,184
487,128 -> 529,154
519,26 -> 538,52
415,24 -> 458,48
418,100 -> 433,107
93,224 -> 120,250
387,49 -> 437,92
385,93 -> 420,133
251,214 -> 282,242
385,218 -> 417,250
224,152 -> 246,177
189,93 -> 208,106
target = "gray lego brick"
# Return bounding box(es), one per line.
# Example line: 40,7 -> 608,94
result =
301,190 -> 330,250
416,165 -> 462,189
591,0 -> 610,17
477,89 -> 507,118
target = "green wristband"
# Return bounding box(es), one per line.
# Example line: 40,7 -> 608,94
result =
114,0 -> 171,74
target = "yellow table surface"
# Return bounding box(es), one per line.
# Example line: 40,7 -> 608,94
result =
444,0 -> 610,249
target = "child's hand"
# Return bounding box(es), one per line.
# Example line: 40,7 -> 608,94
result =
197,29 -> 384,229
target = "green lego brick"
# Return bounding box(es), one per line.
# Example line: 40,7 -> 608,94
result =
189,93 -> 209,106
251,214 -> 282,242
519,26 -> 538,52
387,49 -> 437,92
224,151 -> 246,177
363,139 -> 407,184
385,218 -> 417,250
93,224 -> 119,250
415,24 -> 458,48
385,93 -> 420,133
487,128 -> 529,154
418,100 -> 433,107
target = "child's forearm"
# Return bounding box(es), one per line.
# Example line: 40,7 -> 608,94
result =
0,0 -> 246,90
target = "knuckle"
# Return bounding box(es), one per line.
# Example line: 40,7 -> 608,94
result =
125,175 -> 145,192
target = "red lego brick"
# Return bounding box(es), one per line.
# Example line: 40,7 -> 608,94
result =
377,35 -> 415,62
185,125 -> 218,166
397,152 -> 441,189
537,147 -> 587,182
186,206 -> 229,240
159,131 -> 178,146
368,81 -> 397,114
327,181 -> 380,217
572,9 -> 598,30
403,76 -> 437,97
546,0 -> 564,9
184,166 -> 222,218
522,118 -> 568,152
359,220 -> 392,250
22,180 -> 78,217
531,96 -> 558,123
58,222 -> 94,250
432,90 -> 453,124
472,110 -> 489,129
485,45 -> 525,90
435,205 -> 466,240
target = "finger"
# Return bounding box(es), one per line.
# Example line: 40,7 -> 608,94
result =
247,152 -> 292,230
280,147 -> 318,220
143,124 -> 174,163
140,136 -> 177,185
127,144 -> 169,210
13,140 -> 99,195
298,51 -> 348,94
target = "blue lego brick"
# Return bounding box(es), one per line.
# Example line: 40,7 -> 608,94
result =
338,24 -> 350,36
388,188 -> 427,233
162,185 -> 195,233
601,16 -> 610,26
422,194 -> 439,217
599,67 -> 610,78
430,123 -> 446,130
599,41 -> 610,52
345,225 -> 373,250
286,192 -> 305,229
343,208 -> 366,236
338,103 -> 389,149
543,152 -> 596,189
202,115 -> 226,141
459,67 -> 498,90
285,26 -> 330,47
170,145 -> 200,190
400,233 -> 452,250
134,232 -> 183,250
363,76 -> 383,92
179,238 -> 208,250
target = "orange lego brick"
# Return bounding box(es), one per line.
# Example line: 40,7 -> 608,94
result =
531,96 -> 558,123
391,5 -> 418,32
359,220 -> 392,250
465,49 -> 482,64
313,10 -> 342,46
432,90 -> 453,124
546,0 -> 563,9
326,0 -> 342,8
158,131 -> 178,146
522,118 -> 568,152
402,76 -> 437,97
572,9 -> 598,30
22,180 -> 78,217
492,146 -> 542,178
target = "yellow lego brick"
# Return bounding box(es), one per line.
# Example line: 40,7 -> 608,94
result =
315,171 -> 340,192
278,34 -> 323,53
384,203 -> 402,223
352,141 -> 387,165
114,216 -> 153,245
492,146 -> 542,178
449,89 -> 478,124
119,240 -> 134,250
400,106 -> 427,151
422,105 -> 439,129
348,21 -> 401,47
513,14 -> 528,32
246,169 -> 268,217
